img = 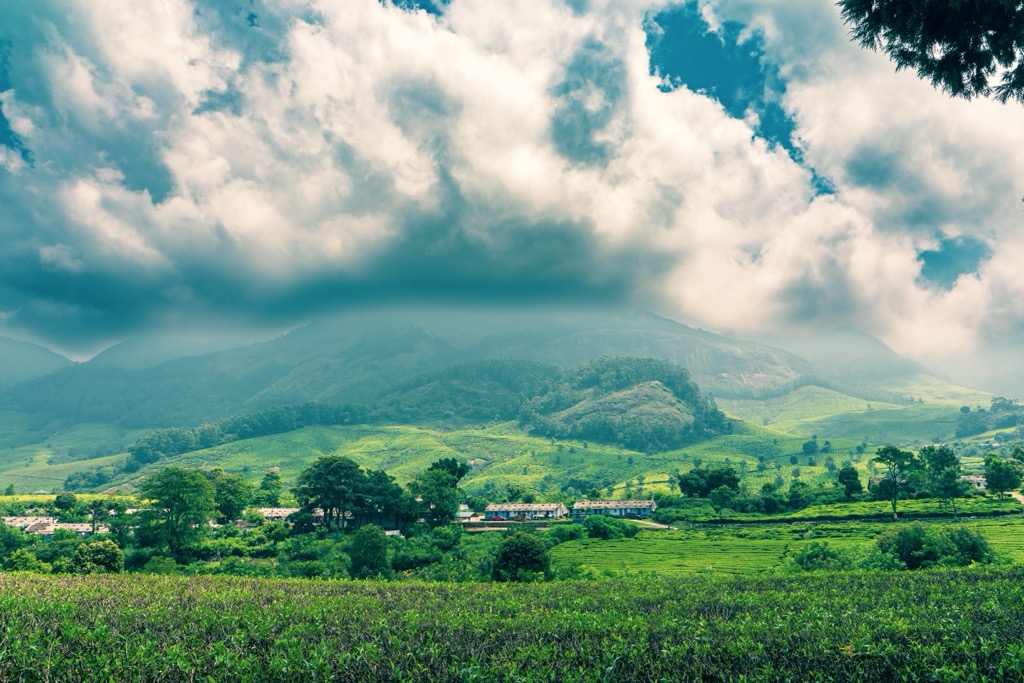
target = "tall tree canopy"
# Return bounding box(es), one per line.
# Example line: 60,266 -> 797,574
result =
138,467 -> 216,558
873,445 -> 918,519
294,456 -> 366,528
838,0 -> 1024,103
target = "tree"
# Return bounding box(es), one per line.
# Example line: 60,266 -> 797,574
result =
920,445 -> 959,483
54,492 -> 78,514
408,469 -> 459,528
73,539 -> 124,574
872,446 -> 918,519
838,0 -> 1024,103
678,466 -> 740,498
427,458 -> 470,483
357,469 -> 413,528
933,467 -> 970,517
583,515 -> 637,540
294,456 -> 366,528
204,469 -> 254,522
708,485 -> 736,512
2,548 -> 49,573
256,471 -> 284,506
348,524 -> 392,579
138,467 -> 217,558
837,464 -> 863,498
0,521 -> 27,559
876,523 -> 993,569
3,484 -> 14,495
491,531 -> 551,582
920,445 -> 966,515
85,497 -> 110,534
984,454 -> 1022,498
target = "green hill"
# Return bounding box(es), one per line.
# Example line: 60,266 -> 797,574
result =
719,382 -> 970,444
33,417 -> 858,501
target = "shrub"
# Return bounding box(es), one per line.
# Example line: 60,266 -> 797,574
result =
491,531 -> 551,582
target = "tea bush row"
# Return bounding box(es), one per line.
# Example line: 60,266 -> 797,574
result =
1,568 -> 1024,681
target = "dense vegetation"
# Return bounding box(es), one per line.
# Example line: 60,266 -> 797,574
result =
122,403 -> 368,474
956,397 -> 1024,437
62,357 -> 728,489
378,356 -> 731,451
520,356 -> 730,451
3,569 -> 1024,681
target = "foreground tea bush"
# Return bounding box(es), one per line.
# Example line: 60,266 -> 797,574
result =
1,569 -> 1024,682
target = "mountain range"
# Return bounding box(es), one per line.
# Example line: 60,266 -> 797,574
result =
0,308 -> 988,431
0,307 -> 936,430
0,307 -> 1002,494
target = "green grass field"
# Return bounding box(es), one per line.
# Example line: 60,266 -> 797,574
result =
91,420 -> 883,499
720,383 -> 967,444
550,513 -> 1024,576
0,415 -> 974,505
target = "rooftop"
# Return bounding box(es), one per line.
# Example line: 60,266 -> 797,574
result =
572,500 -> 656,509
485,503 -> 566,511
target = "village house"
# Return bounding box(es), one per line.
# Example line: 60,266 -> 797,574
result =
960,474 -> 986,490
255,507 -> 326,523
483,502 -> 569,520
571,499 -> 657,520
255,507 -> 301,522
1,516 -> 108,538
456,504 -> 476,522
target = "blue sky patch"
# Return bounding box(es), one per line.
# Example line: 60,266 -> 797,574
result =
391,0 -> 446,15
917,236 -> 991,290
0,39 -> 31,165
194,84 -> 244,117
645,3 -> 832,194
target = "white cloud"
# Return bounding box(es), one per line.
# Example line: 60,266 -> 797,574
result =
0,0 -> 1022,384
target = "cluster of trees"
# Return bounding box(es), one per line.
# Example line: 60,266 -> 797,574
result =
792,524 -> 995,573
123,403 -> 368,472
376,359 -> 560,424
872,445 -> 1022,519
6,434 -> 670,583
293,456 -> 467,531
521,357 -> 731,452
838,0 -> 1024,103
659,442 -> 1019,521
672,464 -> 850,516
955,398 -> 1023,438
126,457 -> 469,562
0,455 -> 474,577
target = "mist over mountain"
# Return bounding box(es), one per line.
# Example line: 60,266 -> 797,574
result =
1,308 -> 814,428
90,329 -> 281,370
759,327 -> 924,384
0,337 -> 71,390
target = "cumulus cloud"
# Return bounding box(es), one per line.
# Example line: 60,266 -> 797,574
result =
0,0 -> 1021,382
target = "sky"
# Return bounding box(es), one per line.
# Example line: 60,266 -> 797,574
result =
0,0 -> 1022,391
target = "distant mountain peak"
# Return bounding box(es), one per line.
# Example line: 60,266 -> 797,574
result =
0,337 -> 71,389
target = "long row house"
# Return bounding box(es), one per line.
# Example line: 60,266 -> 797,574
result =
2,516 -> 108,538
483,499 -> 656,521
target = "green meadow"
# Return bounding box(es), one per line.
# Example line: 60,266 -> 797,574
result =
550,514 -> 1024,576
77,421 -> 872,498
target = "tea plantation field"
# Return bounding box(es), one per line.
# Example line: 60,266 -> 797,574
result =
2,569 -> 1024,682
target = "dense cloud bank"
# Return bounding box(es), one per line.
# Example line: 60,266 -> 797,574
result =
0,0 -> 1021,378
